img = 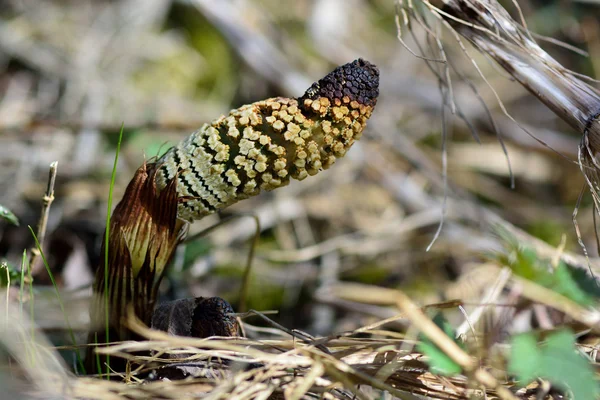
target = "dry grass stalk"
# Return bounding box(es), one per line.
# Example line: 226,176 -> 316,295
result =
28,161 -> 58,276
425,0 -> 600,148
3,300 -> 543,399
331,283 -> 519,400
0,300 -> 70,398
399,0 -> 600,269
81,310 -> 500,399
397,0 -> 599,149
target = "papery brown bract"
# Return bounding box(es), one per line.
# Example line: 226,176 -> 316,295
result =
86,162 -> 185,374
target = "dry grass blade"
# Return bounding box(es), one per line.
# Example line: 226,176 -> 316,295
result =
428,0 -> 600,146
331,282 -> 519,399
0,300 -> 70,397
60,305 -> 504,399
404,0 -> 600,266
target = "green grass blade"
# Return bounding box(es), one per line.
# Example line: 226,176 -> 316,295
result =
20,250 -> 35,367
28,226 -> 86,374
104,124 -> 124,378
27,250 -> 34,357
20,250 -> 26,318
2,262 -> 9,324
94,332 -> 101,378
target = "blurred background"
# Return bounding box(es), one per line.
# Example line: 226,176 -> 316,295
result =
1,0 -> 600,342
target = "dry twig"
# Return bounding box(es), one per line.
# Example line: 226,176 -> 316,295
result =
29,161 -> 58,276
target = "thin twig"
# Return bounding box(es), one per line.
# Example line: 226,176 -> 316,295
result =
29,161 -> 58,277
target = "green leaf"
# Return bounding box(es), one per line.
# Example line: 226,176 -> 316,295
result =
509,330 -> 599,399
0,204 -> 19,226
498,240 -> 597,306
418,340 -> 462,376
435,313 -> 459,342
527,219 -> 569,247
541,331 -> 599,400
417,313 -> 462,376
508,333 -> 541,383
567,266 -> 600,299
551,263 -> 595,307
511,247 -> 547,281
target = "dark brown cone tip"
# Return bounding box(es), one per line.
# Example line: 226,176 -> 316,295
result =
300,58 -> 380,107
